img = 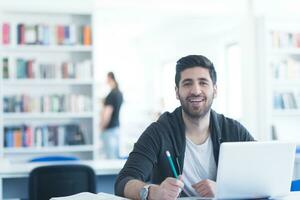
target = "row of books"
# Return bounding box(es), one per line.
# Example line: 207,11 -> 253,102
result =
271,57 -> 300,80
2,57 -> 92,79
4,124 -> 86,148
273,91 -> 299,109
2,22 -> 92,45
271,31 -> 300,48
3,94 -> 91,113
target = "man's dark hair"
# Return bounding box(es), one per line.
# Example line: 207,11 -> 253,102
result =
175,55 -> 217,87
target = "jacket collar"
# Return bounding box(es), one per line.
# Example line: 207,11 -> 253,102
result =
209,109 -> 222,166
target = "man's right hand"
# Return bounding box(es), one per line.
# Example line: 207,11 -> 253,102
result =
148,176 -> 184,200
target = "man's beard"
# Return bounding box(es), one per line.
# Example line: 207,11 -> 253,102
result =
179,94 -> 213,119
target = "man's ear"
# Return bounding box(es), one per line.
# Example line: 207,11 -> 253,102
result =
175,86 -> 179,100
213,84 -> 217,98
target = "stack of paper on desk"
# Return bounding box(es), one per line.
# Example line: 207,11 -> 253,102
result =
50,192 -> 129,200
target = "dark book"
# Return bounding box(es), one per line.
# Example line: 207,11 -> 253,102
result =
3,97 -> 9,112
2,57 -> 9,79
17,23 -> 25,44
65,124 -> 85,145
48,125 -> 58,146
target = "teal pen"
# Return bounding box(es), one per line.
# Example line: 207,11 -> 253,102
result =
166,150 -> 179,179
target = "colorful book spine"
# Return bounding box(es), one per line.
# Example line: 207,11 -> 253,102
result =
83,25 -> 92,45
2,23 -> 10,44
4,124 -> 85,148
56,25 -> 64,45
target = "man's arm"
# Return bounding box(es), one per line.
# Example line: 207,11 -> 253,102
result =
114,125 -> 159,197
115,124 -> 184,199
124,179 -> 147,200
124,177 -> 184,200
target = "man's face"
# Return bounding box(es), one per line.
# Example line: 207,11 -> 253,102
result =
175,67 -> 217,119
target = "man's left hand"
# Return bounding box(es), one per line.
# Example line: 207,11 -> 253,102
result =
192,179 -> 216,197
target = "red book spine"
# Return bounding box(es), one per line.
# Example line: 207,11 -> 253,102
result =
57,25 -> 64,45
296,33 -> 300,48
27,60 -> 34,78
62,62 -> 68,78
2,23 -> 10,44
26,126 -> 33,147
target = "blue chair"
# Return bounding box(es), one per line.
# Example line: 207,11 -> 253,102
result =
296,147 -> 300,154
29,155 -> 79,162
291,180 -> 300,191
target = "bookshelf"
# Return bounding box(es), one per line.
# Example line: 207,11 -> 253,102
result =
258,18 -> 300,142
0,10 -> 97,163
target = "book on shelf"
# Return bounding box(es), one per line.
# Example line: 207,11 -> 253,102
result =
271,31 -> 300,48
2,57 -> 9,79
3,94 -> 91,113
4,124 -> 86,148
83,25 -> 92,45
270,57 -> 300,80
56,25 -> 64,45
296,33 -> 300,48
271,57 -> 300,80
14,23 -> 91,45
24,24 -> 37,44
2,22 -> 10,45
2,56 -> 92,80
17,23 -> 25,44
271,125 -> 278,140
273,91 -> 298,110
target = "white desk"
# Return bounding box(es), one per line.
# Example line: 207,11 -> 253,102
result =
179,192 -> 300,199
2,157 -> 300,200
0,159 -> 126,199
50,192 -> 300,200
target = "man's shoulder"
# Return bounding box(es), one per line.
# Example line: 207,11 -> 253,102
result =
157,107 -> 182,125
143,107 -> 182,135
211,110 -> 254,141
211,109 -> 241,126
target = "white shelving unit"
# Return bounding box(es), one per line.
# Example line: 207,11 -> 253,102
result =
3,144 -> 94,154
0,9 -> 98,163
257,17 -> 300,142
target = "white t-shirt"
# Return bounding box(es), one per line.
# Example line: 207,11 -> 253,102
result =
182,135 -> 217,196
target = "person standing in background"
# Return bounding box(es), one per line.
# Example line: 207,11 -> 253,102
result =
100,72 -> 123,159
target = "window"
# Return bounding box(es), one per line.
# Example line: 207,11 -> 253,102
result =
226,43 -> 242,119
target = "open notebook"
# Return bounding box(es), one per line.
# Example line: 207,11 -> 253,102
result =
50,192 -> 129,200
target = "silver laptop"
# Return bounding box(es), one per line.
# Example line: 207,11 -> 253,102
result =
179,141 -> 296,200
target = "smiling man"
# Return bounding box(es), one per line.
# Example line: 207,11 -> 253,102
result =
115,55 -> 254,200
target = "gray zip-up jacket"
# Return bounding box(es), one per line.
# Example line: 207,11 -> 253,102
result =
115,107 -> 254,197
